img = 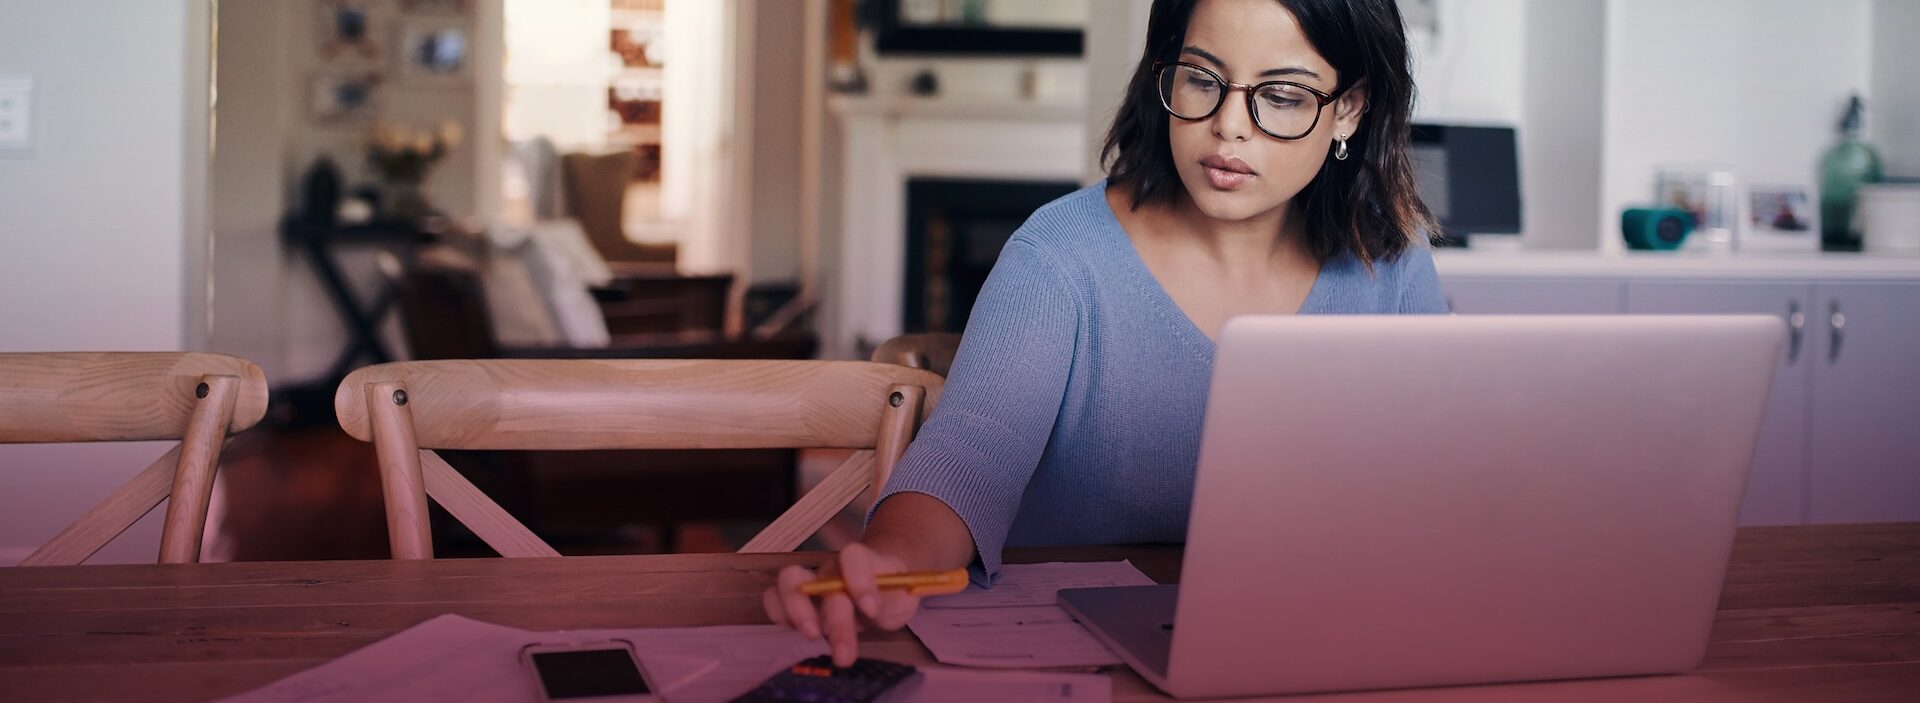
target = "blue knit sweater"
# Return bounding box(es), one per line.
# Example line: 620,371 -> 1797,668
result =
873,180 -> 1449,580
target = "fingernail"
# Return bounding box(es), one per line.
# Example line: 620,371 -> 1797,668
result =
859,594 -> 879,616
804,622 -> 821,639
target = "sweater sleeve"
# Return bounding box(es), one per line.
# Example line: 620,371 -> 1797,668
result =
1396,246 -> 1450,314
869,239 -> 1080,582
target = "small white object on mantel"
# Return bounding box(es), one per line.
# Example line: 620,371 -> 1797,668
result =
1859,184 -> 1920,255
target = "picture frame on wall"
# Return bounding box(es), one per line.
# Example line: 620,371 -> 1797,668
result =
1745,183 -> 1821,252
309,72 -> 383,123
396,19 -> 472,84
319,0 -> 383,62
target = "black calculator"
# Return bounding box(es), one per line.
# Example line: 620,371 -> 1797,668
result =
730,655 -> 917,703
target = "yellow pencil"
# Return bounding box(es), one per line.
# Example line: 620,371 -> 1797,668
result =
797,569 -> 970,596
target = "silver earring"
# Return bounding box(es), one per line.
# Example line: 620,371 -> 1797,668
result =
1334,135 -> 1350,161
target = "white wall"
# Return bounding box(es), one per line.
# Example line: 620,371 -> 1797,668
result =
660,0 -> 753,276
1082,0 -> 1151,181
750,0 -> 807,286
1407,0 -> 1525,125
1519,0 -> 1605,249
1872,0 -> 1920,178
1602,0 -> 1873,253
0,0 -> 209,565
210,0 -> 292,385
503,0 -> 610,150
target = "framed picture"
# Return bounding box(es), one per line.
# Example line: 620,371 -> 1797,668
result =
1656,168 -> 1736,250
396,19 -> 472,83
1745,183 -> 1820,252
318,0 -> 382,62
309,72 -> 382,123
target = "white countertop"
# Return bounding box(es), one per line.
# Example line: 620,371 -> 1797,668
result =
1433,250 -> 1920,280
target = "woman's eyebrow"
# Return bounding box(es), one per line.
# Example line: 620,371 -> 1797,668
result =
1181,45 -> 1324,81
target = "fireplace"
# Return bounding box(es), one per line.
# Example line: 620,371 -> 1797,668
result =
828,94 -> 1088,358
904,178 -> 1080,333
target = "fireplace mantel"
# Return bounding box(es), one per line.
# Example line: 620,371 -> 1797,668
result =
828,94 -> 1089,358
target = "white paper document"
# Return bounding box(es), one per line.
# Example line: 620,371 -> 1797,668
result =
218,613 -> 1111,703
215,614 -> 824,703
907,561 -> 1157,668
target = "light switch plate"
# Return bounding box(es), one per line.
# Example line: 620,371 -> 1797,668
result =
0,74 -> 34,158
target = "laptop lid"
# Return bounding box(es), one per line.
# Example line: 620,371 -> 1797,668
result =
1165,315 -> 1784,699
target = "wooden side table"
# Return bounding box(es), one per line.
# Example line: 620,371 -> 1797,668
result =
280,218 -> 436,385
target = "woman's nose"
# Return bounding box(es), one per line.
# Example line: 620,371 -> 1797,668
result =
1211,87 -> 1255,142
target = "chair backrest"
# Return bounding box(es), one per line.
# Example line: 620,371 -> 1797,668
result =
0,352 -> 270,565
871,333 -> 962,377
559,151 -> 676,265
333,359 -> 943,558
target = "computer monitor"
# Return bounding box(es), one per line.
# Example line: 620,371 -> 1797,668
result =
1409,123 -> 1521,247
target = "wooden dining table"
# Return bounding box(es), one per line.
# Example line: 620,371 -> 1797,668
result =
2,523 -> 1916,702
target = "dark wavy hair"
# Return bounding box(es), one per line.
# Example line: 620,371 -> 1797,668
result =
1102,0 -> 1437,267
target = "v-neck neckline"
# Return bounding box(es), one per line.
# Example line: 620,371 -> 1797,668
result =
1092,180 -> 1332,358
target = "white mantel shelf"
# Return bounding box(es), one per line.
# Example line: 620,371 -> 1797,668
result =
1435,250 -> 1920,281
828,95 -> 1084,122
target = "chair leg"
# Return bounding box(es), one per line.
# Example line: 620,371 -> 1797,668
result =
868,384 -> 925,505
159,375 -> 240,564
366,381 -> 434,559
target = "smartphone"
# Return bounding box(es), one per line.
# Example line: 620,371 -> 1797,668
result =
520,640 -> 661,703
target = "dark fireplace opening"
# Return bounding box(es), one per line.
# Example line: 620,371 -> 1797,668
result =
904,178 -> 1080,333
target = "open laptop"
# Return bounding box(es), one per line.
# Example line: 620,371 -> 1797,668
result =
1058,315 -> 1785,699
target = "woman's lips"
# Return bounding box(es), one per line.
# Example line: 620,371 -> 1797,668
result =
1203,165 -> 1252,190
1200,155 -> 1254,191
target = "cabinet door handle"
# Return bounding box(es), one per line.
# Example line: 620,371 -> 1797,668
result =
1786,299 -> 1805,364
1828,300 -> 1847,364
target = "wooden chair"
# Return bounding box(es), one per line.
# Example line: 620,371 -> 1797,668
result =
0,353 -> 269,565
872,333 -> 962,377
333,359 -> 943,558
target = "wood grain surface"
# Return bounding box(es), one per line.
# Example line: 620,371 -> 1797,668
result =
332,359 -> 943,450
0,352 -> 268,443
0,524 -> 1914,702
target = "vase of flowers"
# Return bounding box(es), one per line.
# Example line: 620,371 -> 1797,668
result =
367,120 -> 463,223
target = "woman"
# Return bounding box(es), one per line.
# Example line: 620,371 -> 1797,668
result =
766,0 -> 1445,665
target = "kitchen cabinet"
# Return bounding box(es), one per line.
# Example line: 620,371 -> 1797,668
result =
1441,278 -> 1623,314
1805,283 -> 1920,523
1625,282 -> 1813,525
1437,255 -> 1920,525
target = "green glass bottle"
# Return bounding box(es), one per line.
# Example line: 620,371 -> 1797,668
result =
1819,95 -> 1884,251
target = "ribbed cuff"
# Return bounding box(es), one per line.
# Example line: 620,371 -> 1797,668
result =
867,436 -> 1030,584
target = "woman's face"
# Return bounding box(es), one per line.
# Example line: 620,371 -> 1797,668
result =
1168,0 -> 1367,224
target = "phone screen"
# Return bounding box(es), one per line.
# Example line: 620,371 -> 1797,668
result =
530,648 -> 652,699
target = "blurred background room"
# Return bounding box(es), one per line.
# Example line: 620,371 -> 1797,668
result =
3,0 -> 1918,565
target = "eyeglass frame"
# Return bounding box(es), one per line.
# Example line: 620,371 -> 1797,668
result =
1153,61 -> 1348,141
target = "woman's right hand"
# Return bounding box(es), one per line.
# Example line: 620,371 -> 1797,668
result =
762,542 -> 926,667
